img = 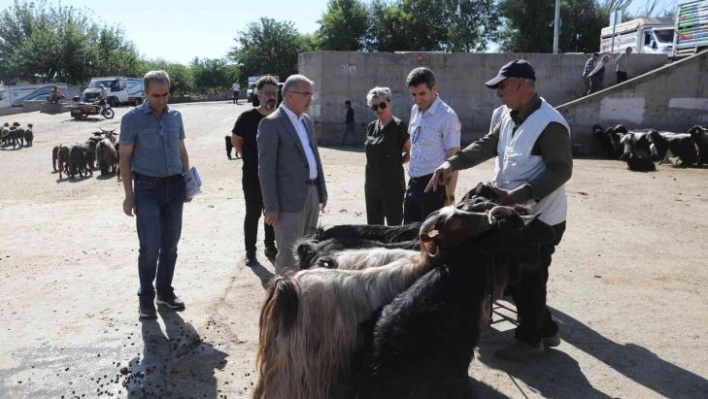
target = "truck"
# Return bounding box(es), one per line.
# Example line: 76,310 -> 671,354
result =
246,76 -> 260,103
81,76 -> 144,106
672,0 -> 708,59
600,17 -> 675,56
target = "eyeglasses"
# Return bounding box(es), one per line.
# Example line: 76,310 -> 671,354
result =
260,91 -> 278,98
370,102 -> 388,111
291,91 -> 313,99
412,126 -> 421,143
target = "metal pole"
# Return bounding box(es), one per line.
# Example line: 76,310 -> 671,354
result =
553,0 -> 561,54
610,10 -> 618,55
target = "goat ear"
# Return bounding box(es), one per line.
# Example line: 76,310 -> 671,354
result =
520,214 -> 536,225
420,229 -> 439,242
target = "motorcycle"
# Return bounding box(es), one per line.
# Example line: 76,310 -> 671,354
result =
69,98 -> 115,120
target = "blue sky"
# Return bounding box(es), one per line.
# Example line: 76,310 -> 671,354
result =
31,0 -> 680,64
48,0 -> 330,64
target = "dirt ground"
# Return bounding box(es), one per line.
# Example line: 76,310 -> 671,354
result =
1,102 -> 706,398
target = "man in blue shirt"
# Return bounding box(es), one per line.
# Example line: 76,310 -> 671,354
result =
119,70 -> 192,320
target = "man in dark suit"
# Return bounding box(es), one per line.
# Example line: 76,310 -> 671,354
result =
257,74 -> 328,273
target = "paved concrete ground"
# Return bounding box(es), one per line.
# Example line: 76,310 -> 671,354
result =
0,102 -> 706,398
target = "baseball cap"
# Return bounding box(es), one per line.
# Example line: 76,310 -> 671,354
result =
485,59 -> 536,89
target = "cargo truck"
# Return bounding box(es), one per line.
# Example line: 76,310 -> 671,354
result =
673,0 -> 708,58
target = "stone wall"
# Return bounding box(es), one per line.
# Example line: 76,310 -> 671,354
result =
298,51 -> 669,148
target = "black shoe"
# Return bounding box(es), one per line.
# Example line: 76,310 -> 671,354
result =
156,292 -> 186,310
139,298 -> 157,319
245,251 -> 258,266
543,332 -> 561,348
264,245 -> 278,260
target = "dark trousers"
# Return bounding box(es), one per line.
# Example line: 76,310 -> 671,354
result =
233,91 -> 239,103
511,222 -> 566,345
342,123 -> 356,146
402,173 -> 445,224
587,76 -> 604,95
616,71 -> 628,83
134,176 -> 185,300
365,172 -> 404,226
243,179 -> 275,253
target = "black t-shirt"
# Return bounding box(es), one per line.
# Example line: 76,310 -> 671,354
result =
365,117 -> 409,168
232,108 -> 266,179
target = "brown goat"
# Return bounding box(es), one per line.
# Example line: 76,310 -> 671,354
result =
56,145 -> 70,179
95,138 -> 118,175
23,124 -> 34,146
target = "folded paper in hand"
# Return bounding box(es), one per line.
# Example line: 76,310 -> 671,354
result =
182,167 -> 202,198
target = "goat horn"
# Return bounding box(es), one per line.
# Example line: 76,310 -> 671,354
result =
488,206 -> 513,225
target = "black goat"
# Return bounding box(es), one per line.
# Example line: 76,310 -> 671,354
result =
593,124 -> 614,159
68,144 -> 94,178
620,134 -> 655,171
312,222 -> 421,244
225,135 -> 239,160
354,207 -> 554,399
688,125 -> 708,165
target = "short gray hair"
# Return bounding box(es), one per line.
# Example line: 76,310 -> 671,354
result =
283,74 -> 314,94
144,70 -> 171,92
366,87 -> 392,106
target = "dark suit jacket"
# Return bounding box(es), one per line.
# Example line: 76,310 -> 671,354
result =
257,106 -> 328,213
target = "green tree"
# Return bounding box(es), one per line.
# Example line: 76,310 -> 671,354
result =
190,57 -> 239,95
558,0 -> 607,53
444,0 -> 500,52
498,0 -> 556,52
0,0 -> 142,84
317,0 -> 369,50
229,17 -> 310,81
139,59 -> 194,96
368,0 -> 449,51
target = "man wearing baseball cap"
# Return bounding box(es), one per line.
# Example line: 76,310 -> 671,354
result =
425,59 -> 573,359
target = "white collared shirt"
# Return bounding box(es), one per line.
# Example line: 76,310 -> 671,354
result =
408,96 -> 461,178
280,104 -> 318,180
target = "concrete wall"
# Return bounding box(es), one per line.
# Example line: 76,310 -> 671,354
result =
558,51 -> 708,156
299,51 -> 668,146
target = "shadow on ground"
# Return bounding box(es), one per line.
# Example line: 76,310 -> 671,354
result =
124,308 -> 228,398
476,304 -> 707,398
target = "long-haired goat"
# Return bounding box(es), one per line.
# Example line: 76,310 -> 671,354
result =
252,206 -> 507,399
356,206 -> 554,399
95,138 -> 118,175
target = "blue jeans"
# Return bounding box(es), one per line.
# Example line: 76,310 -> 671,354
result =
134,176 -> 185,300
402,173 -> 445,224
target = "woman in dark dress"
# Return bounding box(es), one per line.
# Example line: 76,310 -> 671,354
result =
364,87 -> 411,226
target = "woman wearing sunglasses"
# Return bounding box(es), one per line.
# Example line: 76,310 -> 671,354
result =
363,87 -> 412,226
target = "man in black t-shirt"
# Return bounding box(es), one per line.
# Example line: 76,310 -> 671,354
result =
231,75 -> 280,265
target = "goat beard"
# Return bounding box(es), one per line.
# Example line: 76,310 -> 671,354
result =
264,99 -> 277,110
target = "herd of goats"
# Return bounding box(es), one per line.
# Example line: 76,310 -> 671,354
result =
594,123 -> 708,171
0,122 -> 34,148
52,128 -> 120,180
1,120 -> 120,181
251,184 -> 554,399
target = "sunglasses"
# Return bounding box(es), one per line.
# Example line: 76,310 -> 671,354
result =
412,126 -> 421,143
370,101 -> 388,111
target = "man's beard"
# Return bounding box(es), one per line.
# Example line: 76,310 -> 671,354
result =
264,100 -> 277,110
